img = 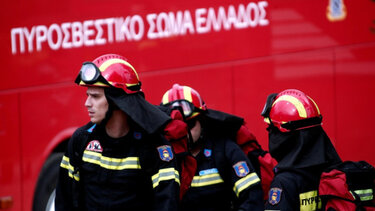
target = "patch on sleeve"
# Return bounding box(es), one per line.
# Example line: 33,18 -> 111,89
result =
233,161 -> 250,177
157,145 -> 174,162
269,187 -> 282,205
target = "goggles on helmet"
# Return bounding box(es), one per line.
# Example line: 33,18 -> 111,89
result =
165,100 -> 200,119
261,93 -> 278,119
75,62 -> 111,86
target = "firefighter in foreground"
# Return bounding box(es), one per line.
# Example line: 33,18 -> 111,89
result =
261,89 -> 342,210
160,84 -> 264,211
55,54 -> 180,210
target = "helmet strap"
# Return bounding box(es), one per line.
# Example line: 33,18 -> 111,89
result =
100,88 -> 121,126
281,116 -> 323,131
127,81 -> 142,92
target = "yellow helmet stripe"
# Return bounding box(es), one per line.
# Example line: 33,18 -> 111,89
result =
183,86 -> 193,103
125,82 -> 139,86
79,80 -> 111,87
162,90 -> 170,105
307,96 -> 321,115
99,58 -> 140,81
273,95 -> 307,118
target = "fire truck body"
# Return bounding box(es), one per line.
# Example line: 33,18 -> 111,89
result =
1,0 -> 375,210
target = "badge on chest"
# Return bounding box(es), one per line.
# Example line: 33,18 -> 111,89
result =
86,140 -> 103,152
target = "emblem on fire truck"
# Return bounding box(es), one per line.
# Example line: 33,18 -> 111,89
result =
327,0 -> 347,22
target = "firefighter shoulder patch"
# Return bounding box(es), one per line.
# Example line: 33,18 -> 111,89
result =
157,145 -> 174,162
268,187 -> 282,205
233,161 -> 250,177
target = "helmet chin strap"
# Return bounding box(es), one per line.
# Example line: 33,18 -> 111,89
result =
98,93 -> 119,126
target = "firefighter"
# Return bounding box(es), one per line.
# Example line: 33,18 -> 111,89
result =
55,54 -> 180,210
160,84 -> 264,211
261,89 -> 342,210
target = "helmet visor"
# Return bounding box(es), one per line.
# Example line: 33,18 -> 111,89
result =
75,62 -> 110,85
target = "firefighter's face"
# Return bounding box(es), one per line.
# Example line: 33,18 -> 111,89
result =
189,120 -> 202,143
85,87 -> 109,124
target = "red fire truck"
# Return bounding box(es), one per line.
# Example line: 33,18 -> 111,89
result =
1,0 -> 375,210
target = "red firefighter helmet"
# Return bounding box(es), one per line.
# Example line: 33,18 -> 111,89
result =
262,89 -> 322,132
75,54 -> 142,94
161,84 -> 207,119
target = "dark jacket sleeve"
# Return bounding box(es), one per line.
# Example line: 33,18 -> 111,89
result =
140,133 -> 180,211
55,126 -> 88,211
264,173 -> 299,211
224,140 -> 264,211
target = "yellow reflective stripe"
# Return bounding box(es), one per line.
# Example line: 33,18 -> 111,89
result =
273,95 -> 307,118
68,171 -> 80,181
183,86 -> 193,103
299,190 -> 321,211
152,168 -> 180,188
233,172 -> 260,197
191,173 -> 224,187
99,58 -> 139,80
82,150 -> 141,170
60,155 -> 80,181
60,156 -> 73,171
351,189 -> 374,201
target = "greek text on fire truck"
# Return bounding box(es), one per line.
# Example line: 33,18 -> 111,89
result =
11,1 -> 269,54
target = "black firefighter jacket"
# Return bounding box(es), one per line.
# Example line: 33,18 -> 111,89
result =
180,132 -> 264,211
55,122 -> 180,211
265,168 -> 322,211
